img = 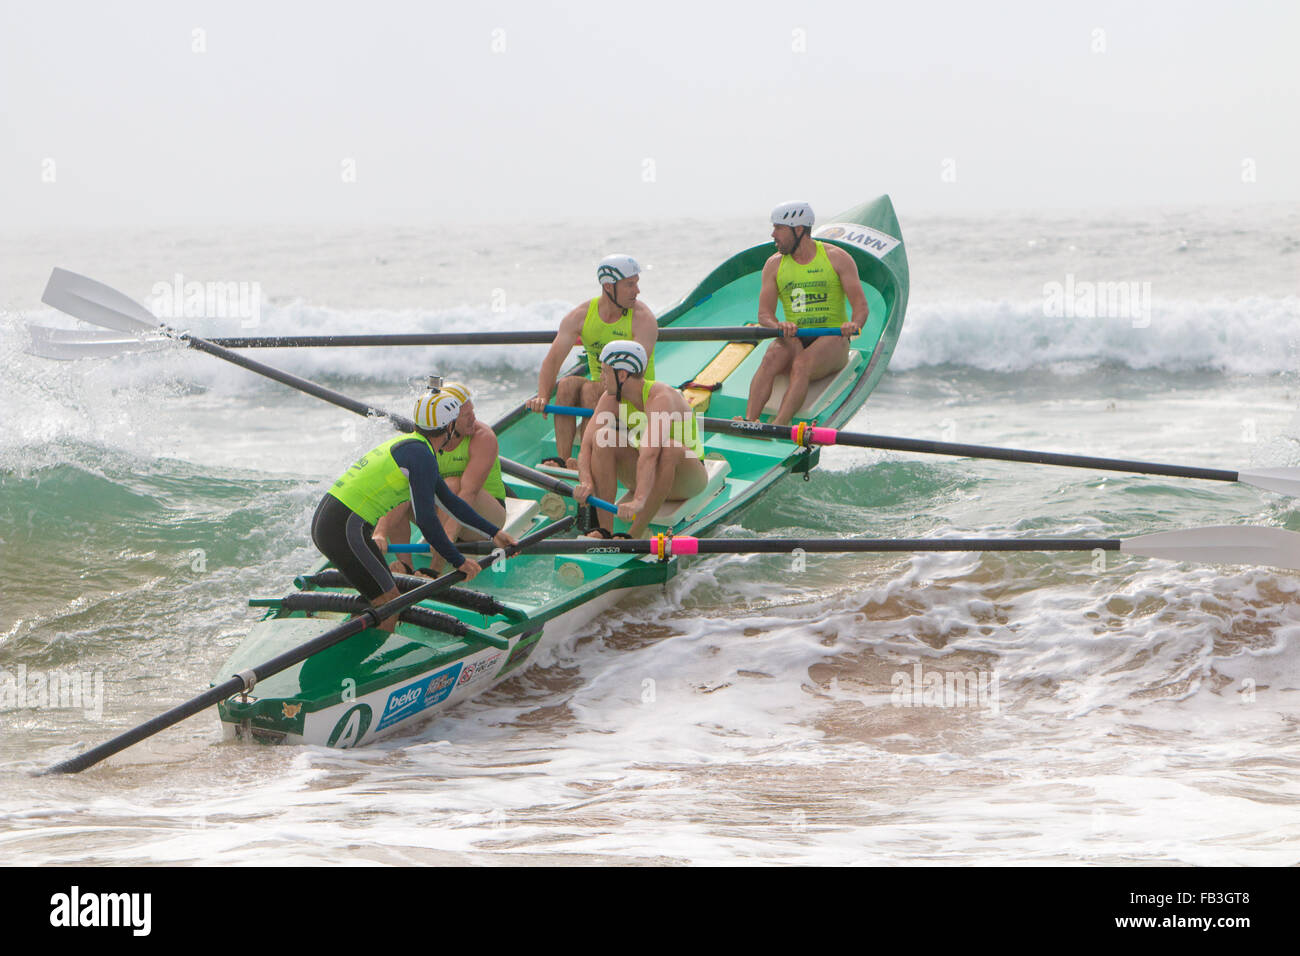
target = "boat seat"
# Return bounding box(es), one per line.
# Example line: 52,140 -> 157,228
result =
649,456 -> 730,528
537,457 -> 730,529
435,495 -> 540,541
761,349 -> 863,419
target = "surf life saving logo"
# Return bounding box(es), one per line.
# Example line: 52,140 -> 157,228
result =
814,223 -> 900,259
457,652 -> 503,688
376,663 -> 463,731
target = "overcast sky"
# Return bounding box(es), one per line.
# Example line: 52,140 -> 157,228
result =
2,0 -> 1297,229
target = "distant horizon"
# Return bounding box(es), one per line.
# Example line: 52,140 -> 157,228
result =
3,196 -> 1298,240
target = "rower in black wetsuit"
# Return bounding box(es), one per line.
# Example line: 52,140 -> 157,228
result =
310,388 -> 517,632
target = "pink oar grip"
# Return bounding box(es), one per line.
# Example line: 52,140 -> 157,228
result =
809,426 -> 838,445
670,536 -> 700,555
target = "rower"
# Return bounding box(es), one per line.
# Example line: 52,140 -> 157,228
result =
574,340 -> 707,539
526,254 -> 658,469
372,379 -> 509,575
311,387 -> 517,633
743,201 -> 870,426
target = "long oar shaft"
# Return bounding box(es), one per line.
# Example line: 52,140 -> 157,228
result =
445,525 -> 1300,571
191,339 -> 628,511
542,405 -> 1249,487
205,327 -> 841,348
789,429 -> 1237,483
446,536 -> 1123,556
39,269 -> 618,515
185,333 -> 400,422
23,324 -> 843,356
161,343 -> 623,514
498,458 -> 616,514
43,516 -> 572,774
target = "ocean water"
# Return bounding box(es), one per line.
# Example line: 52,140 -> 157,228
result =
1,204 -> 1299,865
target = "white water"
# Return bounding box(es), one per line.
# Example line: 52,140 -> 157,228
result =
2,205 -> 1300,865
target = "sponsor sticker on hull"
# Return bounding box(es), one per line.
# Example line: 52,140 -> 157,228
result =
457,651 -> 503,689
376,663 -> 463,732
813,223 -> 900,259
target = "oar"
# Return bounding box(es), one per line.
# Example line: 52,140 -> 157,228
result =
541,404 -> 1300,498
25,325 -> 168,360
41,515 -> 573,775
430,524 -> 1300,571
22,322 -> 842,357
38,268 -> 619,517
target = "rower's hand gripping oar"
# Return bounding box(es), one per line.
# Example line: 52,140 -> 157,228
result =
540,403 -> 1300,499
38,268 -> 620,517
40,515 -> 573,775
446,524 -> 1300,571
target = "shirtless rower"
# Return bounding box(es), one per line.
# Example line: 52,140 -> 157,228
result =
574,340 -> 706,539
526,255 -> 658,468
744,201 -> 869,425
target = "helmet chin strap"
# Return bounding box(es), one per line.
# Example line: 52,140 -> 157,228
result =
791,226 -> 811,254
432,421 -> 458,451
614,369 -> 629,403
603,283 -> 630,314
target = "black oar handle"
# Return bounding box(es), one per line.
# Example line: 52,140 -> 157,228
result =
42,516 -> 573,775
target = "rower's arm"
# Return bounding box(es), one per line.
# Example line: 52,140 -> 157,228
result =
391,440 -> 474,568
631,443 -> 661,511
629,390 -> 672,508
577,393 -> 616,488
828,246 -> 869,331
433,475 -> 500,540
536,305 -> 586,400
756,255 -> 781,328
456,426 -> 497,501
630,303 -> 659,363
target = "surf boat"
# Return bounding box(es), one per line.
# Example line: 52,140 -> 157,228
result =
213,195 -> 910,748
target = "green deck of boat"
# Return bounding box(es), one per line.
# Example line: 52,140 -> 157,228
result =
216,195 -> 909,728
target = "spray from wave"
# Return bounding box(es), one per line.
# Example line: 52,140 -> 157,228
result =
894,295 -> 1300,374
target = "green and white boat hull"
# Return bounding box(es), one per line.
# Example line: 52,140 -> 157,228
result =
215,195 -> 910,748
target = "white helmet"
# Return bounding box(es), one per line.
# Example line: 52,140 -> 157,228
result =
412,389 -> 462,434
771,201 -> 814,229
597,254 -> 641,286
599,339 -> 648,377
439,380 -> 474,405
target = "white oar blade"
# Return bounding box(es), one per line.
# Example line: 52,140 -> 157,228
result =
1122,525 -> 1300,571
1236,468 -> 1300,497
24,324 -> 168,361
42,267 -> 164,334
